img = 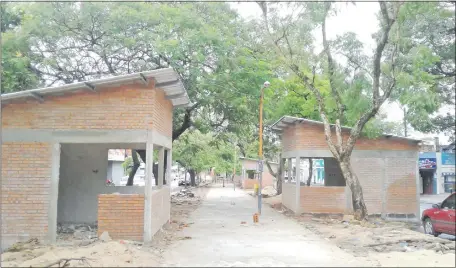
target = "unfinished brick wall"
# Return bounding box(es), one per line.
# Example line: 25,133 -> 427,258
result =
300,186 -> 346,214
1,142 -> 52,245
242,173 -> 274,189
150,188 -> 171,236
98,194 -> 144,241
385,158 -> 417,215
153,88 -> 173,137
351,158 -> 385,214
1,82 -> 172,137
282,183 -> 297,212
280,121 -> 419,218
282,123 -> 417,152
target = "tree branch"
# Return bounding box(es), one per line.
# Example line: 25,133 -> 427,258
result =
322,2 -> 345,150
259,2 -> 341,159
342,1 -> 401,158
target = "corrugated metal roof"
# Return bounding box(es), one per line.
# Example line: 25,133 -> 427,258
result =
1,68 -> 191,108
270,115 -> 421,143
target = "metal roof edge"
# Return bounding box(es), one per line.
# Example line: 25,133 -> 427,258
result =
270,115 -> 421,143
239,156 -> 279,164
1,68 -> 191,108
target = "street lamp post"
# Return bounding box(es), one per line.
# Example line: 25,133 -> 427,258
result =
258,81 -> 270,215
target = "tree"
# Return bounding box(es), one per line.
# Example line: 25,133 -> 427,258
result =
1,3 -> 39,93
258,1 -> 406,220
391,2 -> 455,141
173,130 -> 236,186
8,2 -> 270,184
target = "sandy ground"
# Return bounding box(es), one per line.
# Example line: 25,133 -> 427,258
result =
263,194 -> 456,267
3,184 -> 455,267
1,186 -> 210,268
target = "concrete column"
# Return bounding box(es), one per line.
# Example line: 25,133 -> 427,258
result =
158,147 -> 165,188
166,148 -> 172,223
288,158 -> 293,183
415,152 -> 421,221
47,143 -> 61,243
436,152 -> 442,194
295,157 -> 301,214
381,157 -> 387,219
166,148 -> 172,185
144,137 -> 154,243
279,157 -> 284,182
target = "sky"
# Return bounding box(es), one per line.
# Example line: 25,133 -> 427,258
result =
230,2 -> 453,144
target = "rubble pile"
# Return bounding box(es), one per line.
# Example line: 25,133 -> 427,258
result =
171,188 -> 200,205
261,186 -> 277,197
57,223 -> 98,246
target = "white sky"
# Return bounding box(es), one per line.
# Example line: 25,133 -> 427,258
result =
230,2 -> 453,143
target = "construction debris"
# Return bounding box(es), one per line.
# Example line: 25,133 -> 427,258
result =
44,257 -> 92,268
57,223 -> 97,242
261,186 -> 277,197
99,231 -> 112,242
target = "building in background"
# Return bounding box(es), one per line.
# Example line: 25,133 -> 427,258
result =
418,152 -> 437,195
441,143 -> 455,193
418,140 -> 455,195
107,149 -> 129,185
239,157 -> 277,189
271,116 -> 421,220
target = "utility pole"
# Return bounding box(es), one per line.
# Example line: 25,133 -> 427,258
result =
258,81 -> 270,215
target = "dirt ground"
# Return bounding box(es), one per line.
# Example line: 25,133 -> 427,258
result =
263,194 -> 456,267
1,185 -> 210,268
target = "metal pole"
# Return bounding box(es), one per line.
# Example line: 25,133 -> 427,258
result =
258,85 -> 265,215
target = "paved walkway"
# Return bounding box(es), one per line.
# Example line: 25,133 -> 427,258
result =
160,184 -> 368,267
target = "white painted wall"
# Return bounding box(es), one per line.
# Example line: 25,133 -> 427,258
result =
57,144 -> 143,224
110,161 -> 125,185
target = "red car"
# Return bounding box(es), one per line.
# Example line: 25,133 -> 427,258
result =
422,193 -> 456,236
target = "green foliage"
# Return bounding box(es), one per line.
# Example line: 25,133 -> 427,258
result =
1,3 -> 39,93
391,2 -> 455,139
122,156 -> 133,175
173,130 -> 238,175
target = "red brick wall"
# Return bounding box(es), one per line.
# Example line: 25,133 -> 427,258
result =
300,186 -> 346,214
153,88 -> 173,137
385,158 -> 417,214
98,194 -> 144,241
1,83 -> 173,137
242,172 -> 274,189
1,142 -> 52,241
351,158 -> 385,214
282,123 -> 418,152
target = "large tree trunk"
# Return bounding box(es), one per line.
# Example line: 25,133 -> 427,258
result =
189,169 -> 196,186
276,174 -> 282,195
306,158 -> 313,186
339,159 -> 368,221
266,156 -> 283,195
126,150 -> 140,186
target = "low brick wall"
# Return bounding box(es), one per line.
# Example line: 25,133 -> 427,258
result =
243,179 -> 259,189
282,183 -> 297,212
242,173 -> 274,189
300,186 -> 347,214
150,187 -> 170,236
98,194 -> 144,241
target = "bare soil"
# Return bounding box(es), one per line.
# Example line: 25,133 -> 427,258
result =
1,186 -> 210,268
264,195 -> 456,267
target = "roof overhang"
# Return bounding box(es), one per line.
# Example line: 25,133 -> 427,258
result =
1,68 -> 192,108
270,115 -> 421,143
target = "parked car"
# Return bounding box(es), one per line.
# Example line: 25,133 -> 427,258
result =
422,193 -> 455,236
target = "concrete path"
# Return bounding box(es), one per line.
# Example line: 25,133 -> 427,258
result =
160,184 -> 368,267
